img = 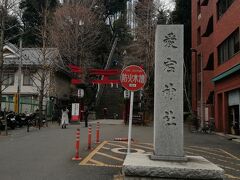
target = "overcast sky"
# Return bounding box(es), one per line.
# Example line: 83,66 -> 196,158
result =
158,0 -> 176,11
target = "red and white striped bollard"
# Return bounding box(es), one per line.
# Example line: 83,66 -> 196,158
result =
88,125 -> 92,150
72,128 -> 82,160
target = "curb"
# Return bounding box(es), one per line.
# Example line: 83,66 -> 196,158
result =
215,132 -> 240,143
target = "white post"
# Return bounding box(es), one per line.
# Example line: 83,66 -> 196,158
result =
127,91 -> 134,154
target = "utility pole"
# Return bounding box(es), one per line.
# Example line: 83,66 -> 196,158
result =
17,38 -> 22,113
200,53 -> 204,130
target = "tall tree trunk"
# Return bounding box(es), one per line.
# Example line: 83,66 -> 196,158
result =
0,0 -> 8,134
38,3 -> 48,123
38,74 -> 45,123
0,0 -> 8,111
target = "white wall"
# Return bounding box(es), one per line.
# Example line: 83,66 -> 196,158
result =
2,69 -> 40,95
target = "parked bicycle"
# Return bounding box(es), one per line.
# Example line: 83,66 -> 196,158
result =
26,113 -> 43,132
202,118 -> 215,134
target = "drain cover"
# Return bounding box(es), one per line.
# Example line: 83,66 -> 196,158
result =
118,148 -> 138,153
111,148 -> 145,155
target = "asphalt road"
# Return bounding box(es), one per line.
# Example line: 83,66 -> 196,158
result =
0,120 -> 239,180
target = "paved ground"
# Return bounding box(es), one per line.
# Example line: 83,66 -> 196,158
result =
0,120 -> 239,180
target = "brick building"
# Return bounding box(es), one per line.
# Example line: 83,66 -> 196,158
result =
191,0 -> 240,135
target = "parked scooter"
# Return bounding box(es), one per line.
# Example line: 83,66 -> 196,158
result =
15,113 -> 27,127
0,111 -> 17,130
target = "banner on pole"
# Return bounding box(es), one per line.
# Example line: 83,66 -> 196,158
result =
71,103 -> 80,121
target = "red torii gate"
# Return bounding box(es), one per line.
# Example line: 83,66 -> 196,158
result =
69,64 -> 144,123
89,69 -> 121,85
69,64 -> 122,121
69,64 -> 121,85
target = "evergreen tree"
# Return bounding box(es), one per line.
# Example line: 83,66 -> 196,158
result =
171,0 -> 191,56
104,0 -> 128,16
0,14 -> 21,45
0,14 -> 21,44
171,0 -> 192,112
19,0 -> 58,47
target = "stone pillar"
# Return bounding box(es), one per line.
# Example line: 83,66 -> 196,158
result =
152,25 -> 186,161
122,25 -> 224,180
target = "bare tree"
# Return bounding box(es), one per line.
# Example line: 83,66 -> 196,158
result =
22,47 -> 59,113
123,0 -> 169,122
50,3 -> 104,80
20,0 -> 61,122
33,0 -> 61,121
0,0 -> 19,111
0,0 -> 21,135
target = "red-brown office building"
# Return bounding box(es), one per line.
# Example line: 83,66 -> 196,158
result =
192,0 -> 240,135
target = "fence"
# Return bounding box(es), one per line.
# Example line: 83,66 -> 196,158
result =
1,100 -> 47,114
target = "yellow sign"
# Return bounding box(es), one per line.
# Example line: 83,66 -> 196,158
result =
14,94 -> 19,113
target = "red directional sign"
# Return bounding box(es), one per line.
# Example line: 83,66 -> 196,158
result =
120,65 -> 147,91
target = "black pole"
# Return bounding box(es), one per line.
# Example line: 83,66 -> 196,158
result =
4,108 -> 7,135
84,106 -> 88,128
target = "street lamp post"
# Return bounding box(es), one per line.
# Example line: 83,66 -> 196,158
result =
17,38 -> 23,113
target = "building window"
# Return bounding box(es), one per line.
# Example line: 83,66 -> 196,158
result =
218,29 -> 239,65
1,96 -> 7,102
21,96 -> 32,103
197,27 -> 201,45
204,53 -> 214,70
2,73 -> 14,86
23,73 -> 33,86
217,0 -> 234,19
202,16 -> 213,37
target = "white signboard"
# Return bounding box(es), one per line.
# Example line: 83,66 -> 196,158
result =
71,103 -> 80,121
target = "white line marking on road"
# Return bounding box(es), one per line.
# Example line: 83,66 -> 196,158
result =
107,142 -> 126,148
118,142 -> 153,150
96,152 -> 124,162
102,146 -> 110,150
218,149 -> 240,161
189,146 -> 221,153
185,147 -> 235,160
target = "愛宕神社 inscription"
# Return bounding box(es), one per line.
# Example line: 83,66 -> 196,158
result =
163,110 -> 177,126
163,32 -> 178,48
163,57 -> 177,72
162,83 -> 176,100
